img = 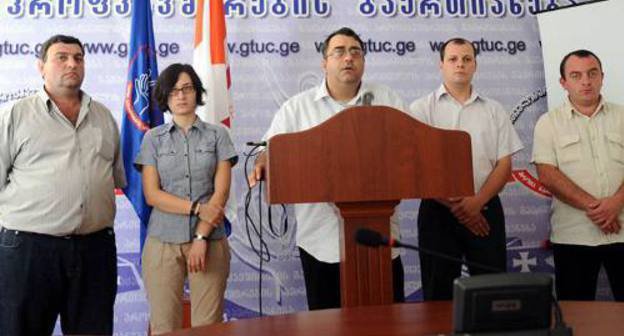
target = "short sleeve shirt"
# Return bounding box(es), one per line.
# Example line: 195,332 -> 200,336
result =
0,89 -> 126,235
135,118 -> 238,243
409,85 -> 524,193
531,99 -> 624,246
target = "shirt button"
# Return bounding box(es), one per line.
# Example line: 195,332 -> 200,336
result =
184,154 -> 188,157
186,174 -> 189,178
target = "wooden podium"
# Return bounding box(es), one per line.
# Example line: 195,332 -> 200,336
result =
266,106 -> 473,307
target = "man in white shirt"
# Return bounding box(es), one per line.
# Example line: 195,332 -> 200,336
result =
248,27 -> 406,310
409,37 -> 523,300
532,49 -> 624,301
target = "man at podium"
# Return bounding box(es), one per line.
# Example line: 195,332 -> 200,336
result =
409,37 -> 523,300
248,27 -> 407,310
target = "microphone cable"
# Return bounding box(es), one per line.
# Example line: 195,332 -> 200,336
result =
355,228 -> 499,273
551,295 -> 573,336
242,143 -> 289,317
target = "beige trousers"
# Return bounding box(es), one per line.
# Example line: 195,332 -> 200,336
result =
142,237 -> 230,335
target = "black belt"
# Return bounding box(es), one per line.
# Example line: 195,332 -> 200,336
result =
0,227 -> 114,240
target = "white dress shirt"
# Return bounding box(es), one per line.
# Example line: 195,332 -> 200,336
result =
263,80 -> 407,263
409,84 -> 523,193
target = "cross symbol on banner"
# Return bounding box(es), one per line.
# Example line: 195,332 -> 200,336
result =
512,251 -> 537,272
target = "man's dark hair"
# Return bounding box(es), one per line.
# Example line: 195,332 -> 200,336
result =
321,27 -> 365,57
439,37 -> 477,61
559,49 -> 603,79
40,35 -> 84,61
154,63 -> 206,113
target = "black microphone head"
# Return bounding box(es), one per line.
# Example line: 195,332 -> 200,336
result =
355,228 -> 384,247
246,141 -> 267,147
362,92 -> 374,106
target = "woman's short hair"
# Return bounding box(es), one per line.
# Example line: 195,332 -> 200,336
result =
154,63 -> 206,112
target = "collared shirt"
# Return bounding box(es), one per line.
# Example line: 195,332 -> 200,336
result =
263,80 -> 407,263
531,99 -> 624,246
135,118 -> 238,244
0,89 -> 126,235
409,85 -> 523,193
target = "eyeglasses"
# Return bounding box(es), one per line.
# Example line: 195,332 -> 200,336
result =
169,85 -> 195,97
326,47 -> 364,59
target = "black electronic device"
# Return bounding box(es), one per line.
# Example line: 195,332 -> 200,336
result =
453,273 -> 552,335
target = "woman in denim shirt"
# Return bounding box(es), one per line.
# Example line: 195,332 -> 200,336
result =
134,63 -> 238,334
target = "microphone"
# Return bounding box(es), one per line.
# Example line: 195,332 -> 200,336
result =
355,228 -> 500,273
362,92 -> 374,106
246,141 -> 267,147
355,228 -> 573,336
355,228 -> 389,247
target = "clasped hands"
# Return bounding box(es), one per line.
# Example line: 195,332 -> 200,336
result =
586,196 -> 623,235
197,201 -> 225,229
188,201 -> 225,274
437,196 -> 490,237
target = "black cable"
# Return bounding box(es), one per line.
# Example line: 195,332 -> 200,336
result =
267,203 -> 289,239
241,145 -> 269,262
550,295 -> 573,336
258,180 -> 263,317
242,144 -> 267,316
242,144 -> 290,317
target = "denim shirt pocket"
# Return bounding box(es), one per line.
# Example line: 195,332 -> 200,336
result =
156,140 -> 179,184
194,140 -> 217,178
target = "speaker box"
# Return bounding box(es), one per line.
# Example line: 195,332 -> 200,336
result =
453,273 -> 552,334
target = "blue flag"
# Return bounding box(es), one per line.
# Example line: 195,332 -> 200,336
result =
121,0 -> 163,251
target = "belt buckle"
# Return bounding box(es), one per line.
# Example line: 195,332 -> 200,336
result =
0,227 -> 18,235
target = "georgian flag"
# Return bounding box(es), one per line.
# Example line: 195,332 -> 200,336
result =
193,0 -> 236,234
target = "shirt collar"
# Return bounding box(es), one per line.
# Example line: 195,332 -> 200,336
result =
36,88 -> 50,107
37,87 -> 90,113
435,84 -> 481,105
314,79 -> 332,101
564,96 -> 606,119
158,116 -> 205,135
314,78 -> 369,106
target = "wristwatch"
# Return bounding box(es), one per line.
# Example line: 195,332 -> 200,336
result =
193,234 -> 209,241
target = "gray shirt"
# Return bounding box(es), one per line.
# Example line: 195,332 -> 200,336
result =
135,118 -> 238,243
0,89 -> 126,235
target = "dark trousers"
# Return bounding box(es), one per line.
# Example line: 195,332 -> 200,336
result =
417,196 -> 507,301
299,247 -> 405,310
552,242 -> 624,301
0,227 -> 117,336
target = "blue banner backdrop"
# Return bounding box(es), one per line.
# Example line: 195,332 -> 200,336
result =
0,1 -> 611,335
